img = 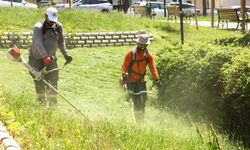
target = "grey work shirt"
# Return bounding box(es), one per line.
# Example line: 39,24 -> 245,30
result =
29,20 -> 68,59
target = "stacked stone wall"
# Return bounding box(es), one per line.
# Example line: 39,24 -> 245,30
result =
0,30 -> 147,49
0,121 -> 20,150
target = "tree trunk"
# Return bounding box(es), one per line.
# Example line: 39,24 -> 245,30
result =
202,0 -> 207,16
211,0 -> 215,27
241,0 -> 246,31
122,0 -> 130,13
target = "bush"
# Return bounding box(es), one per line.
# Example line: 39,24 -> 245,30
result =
214,32 -> 250,47
156,42 -> 250,145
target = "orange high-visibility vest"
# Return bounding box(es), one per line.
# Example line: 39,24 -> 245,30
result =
122,48 -> 159,83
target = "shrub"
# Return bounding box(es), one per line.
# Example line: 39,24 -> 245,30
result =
156,42 -> 250,145
214,32 -> 250,47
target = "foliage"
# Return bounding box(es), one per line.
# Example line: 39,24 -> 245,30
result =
214,32 -> 250,47
0,7 -> 243,45
0,7 -> 174,33
156,42 -> 250,146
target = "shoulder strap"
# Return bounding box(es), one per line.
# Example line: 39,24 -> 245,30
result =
42,22 -> 62,35
145,49 -> 149,64
127,48 -> 150,82
131,48 -> 137,62
55,23 -> 62,33
128,48 -> 136,74
131,48 -> 149,63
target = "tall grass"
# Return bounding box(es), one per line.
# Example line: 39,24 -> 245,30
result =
0,7 -> 242,44
0,87 -> 240,149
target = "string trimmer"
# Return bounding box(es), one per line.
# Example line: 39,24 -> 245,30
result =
7,46 -> 86,118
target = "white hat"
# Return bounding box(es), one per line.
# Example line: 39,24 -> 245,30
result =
46,7 -> 58,22
136,34 -> 151,44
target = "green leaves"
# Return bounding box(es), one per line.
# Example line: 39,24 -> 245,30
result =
156,42 -> 240,117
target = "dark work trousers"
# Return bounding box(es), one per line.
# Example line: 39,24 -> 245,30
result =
127,82 -> 147,112
28,56 -> 59,106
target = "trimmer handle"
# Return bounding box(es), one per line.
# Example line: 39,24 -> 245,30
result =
123,72 -> 129,82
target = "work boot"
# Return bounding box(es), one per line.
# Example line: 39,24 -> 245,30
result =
37,97 -> 46,106
48,98 -> 57,107
46,87 -> 57,107
134,110 -> 144,124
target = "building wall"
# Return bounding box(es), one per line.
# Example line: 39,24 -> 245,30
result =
217,0 -> 250,8
190,0 -> 250,14
53,0 -> 66,4
189,0 -> 205,14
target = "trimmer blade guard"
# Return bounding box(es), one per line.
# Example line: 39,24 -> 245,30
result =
7,47 -> 22,61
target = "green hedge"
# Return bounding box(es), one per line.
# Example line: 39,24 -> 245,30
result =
214,32 -> 250,47
156,42 -> 250,144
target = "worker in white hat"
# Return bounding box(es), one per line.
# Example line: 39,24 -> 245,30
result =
28,7 -> 73,106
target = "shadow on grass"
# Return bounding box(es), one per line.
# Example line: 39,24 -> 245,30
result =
214,32 -> 250,47
154,23 -> 179,33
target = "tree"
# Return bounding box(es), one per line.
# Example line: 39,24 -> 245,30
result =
241,0 -> 246,30
202,0 -> 207,16
121,0 -> 130,13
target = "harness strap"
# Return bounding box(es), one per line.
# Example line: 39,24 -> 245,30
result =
128,48 -> 149,82
135,58 -> 147,63
130,70 -> 146,78
42,21 -> 62,35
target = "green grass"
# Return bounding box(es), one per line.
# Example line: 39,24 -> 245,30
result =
0,7 -> 242,43
1,91 -> 238,149
197,15 -> 219,21
0,7 -> 247,149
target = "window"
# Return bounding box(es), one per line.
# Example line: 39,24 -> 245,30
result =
147,3 -> 158,9
90,0 -> 108,4
2,0 -> 23,2
159,4 -> 164,9
182,4 -> 193,9
96,0 -> 108,4
13,0 -> 23,3
80,0 -> 89,4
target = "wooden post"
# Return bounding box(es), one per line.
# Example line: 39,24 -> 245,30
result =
211,0 -> 215,27
180,0 -> 184,44
164,0 -> 166,17
69,0 -> 71,8
202,0 -> 207,16
194,0 -> 198,29
241,0 -> 246,31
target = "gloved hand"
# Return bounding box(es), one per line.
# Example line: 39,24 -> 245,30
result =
64,54 -> 73,65
119,76 -> 125,87
122,73 -> 129,82
43,55 -> 52,65
156,79 -> 162,89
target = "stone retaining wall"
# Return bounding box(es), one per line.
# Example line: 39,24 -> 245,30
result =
0,121 -> 20,150
0,30 -> 147,49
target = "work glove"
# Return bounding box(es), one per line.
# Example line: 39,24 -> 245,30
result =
64,54 -> 73,65
156,79 -> 162,89
122,73 -> 129,82
119,76 -> 125,87
43,55 -> 52,65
